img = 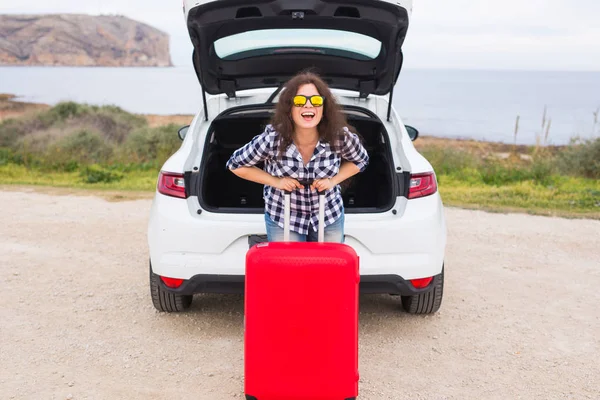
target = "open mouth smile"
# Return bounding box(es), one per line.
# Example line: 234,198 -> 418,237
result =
301,112 -> 315,121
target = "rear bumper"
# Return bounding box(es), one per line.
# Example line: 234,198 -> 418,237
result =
148,191 -> 447,282
154,272 -> 442,297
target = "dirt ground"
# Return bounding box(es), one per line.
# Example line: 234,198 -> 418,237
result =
0,94 -> 50,120
1,188 -> 599,400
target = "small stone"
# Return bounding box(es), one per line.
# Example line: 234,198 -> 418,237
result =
68,381 -> 74,387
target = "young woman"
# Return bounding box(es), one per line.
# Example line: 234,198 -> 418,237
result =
226,72 -> 369,243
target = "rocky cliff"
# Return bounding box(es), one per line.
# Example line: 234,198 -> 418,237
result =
0,14 -> 173,67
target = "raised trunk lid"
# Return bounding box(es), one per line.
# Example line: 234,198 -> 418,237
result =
184,0 -> 411,97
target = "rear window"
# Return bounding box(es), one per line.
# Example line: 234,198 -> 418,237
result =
214,29 -> 382,61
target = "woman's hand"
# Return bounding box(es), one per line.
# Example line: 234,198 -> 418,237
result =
273,177 -> 304,192
311,161 -> 361,193
311,178 -> 335,193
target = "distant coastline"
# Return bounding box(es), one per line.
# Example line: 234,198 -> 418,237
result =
0,67 -> 598,146
0,14 -> 173,67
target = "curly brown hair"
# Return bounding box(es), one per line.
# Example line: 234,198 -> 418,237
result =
269,71 -> 355,158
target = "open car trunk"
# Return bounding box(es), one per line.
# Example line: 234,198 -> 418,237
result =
195,106 -> 397,213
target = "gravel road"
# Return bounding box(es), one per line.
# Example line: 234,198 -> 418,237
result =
1,188 -> 599,400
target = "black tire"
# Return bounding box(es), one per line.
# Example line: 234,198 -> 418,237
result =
149,261 -> 193,312
401,265 -> 444,314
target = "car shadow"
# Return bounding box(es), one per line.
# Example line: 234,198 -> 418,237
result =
177,293 -> 427,336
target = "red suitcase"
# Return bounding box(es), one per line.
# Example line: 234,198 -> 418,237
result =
244,191 -> 360,400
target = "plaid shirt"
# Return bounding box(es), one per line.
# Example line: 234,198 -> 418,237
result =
226,124 -> 369,235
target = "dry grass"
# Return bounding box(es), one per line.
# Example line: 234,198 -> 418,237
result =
143,114 -> 194,128
0,93 -> 50,121
0,184 -> 154,202
413,135 -> 564,162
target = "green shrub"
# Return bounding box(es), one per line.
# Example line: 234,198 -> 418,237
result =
419,146 -> 479,176
0,113 -> 60,148
557,137 -> 600,179
1,101 -> 147,153
529,154 -> 557,185
71,105 -> 147,143
48,101 -> 87,120
420,144 -> 559,186
0,148 -> 19,166
15,132 -> 57,155
50,130 -> 114,166
479,160 -> 528,185
79,164 -> 123,184
478,157 -> 555,186
123,124 -> 181,163
0,119 -> 24,147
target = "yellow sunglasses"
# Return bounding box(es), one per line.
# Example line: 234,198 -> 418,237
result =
293,95 -> 325,107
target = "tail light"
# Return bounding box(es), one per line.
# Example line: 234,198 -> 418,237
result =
410,277 -> 434,289
158,171 -> 187,199
160,276 -> 185,288
408,172 -> 437,199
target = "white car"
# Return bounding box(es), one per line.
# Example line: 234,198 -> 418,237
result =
148,0 -> 446,314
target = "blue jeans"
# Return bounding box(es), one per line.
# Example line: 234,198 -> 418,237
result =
264,213 -> 345,243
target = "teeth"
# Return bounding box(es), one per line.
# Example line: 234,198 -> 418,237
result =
301,113 -> 315,117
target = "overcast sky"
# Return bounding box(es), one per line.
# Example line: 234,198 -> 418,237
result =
1,0 -> 599,70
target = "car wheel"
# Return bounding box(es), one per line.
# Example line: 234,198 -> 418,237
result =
401,265 -> 444,314
149,261 -> 193,312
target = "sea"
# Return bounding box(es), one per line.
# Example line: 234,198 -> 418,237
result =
1,66 -> 598,146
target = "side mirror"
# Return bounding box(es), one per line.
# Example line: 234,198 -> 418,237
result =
405,125 -> 419,141
178,125 -> 190,141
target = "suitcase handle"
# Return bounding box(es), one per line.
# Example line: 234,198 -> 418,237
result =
283,188 -> 326,242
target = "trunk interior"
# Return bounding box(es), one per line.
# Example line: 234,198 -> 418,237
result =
197,108 -> 396,213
